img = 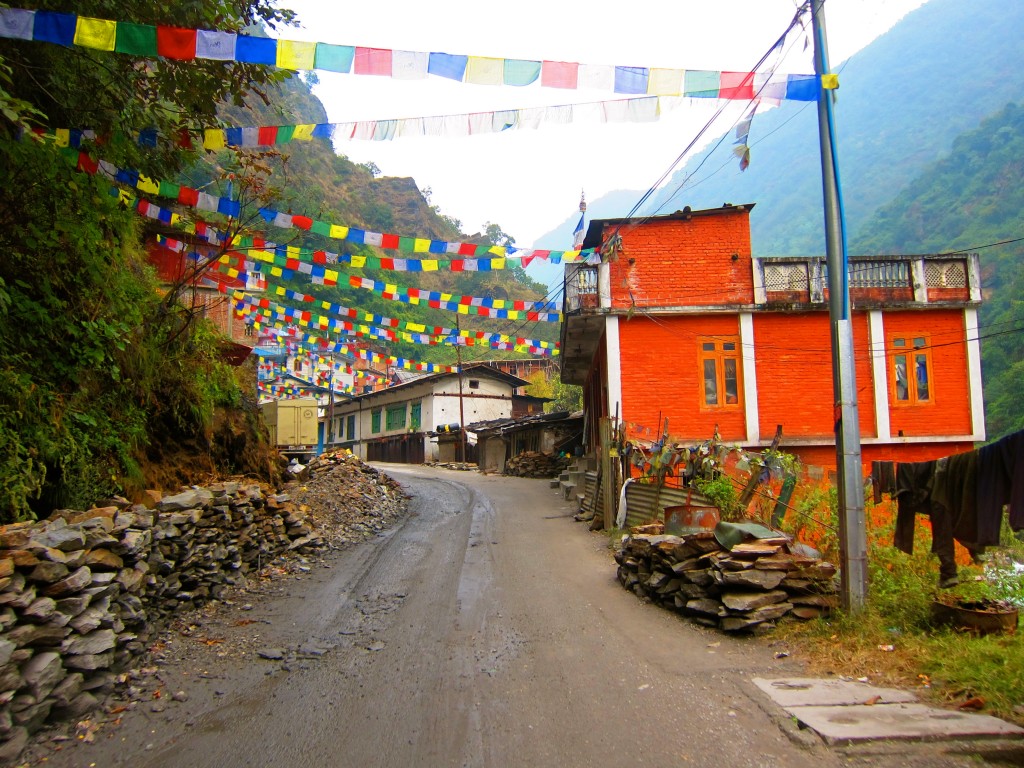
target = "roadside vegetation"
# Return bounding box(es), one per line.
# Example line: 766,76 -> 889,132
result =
771,482 -> 1024,726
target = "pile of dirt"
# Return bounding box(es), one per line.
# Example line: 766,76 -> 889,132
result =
284,450 -> 410,549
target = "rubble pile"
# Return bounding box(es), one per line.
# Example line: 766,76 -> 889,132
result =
614,527 -> 839,634
288,451 -> 408,548
503,451 -> 570,478
0,449 -> 408,761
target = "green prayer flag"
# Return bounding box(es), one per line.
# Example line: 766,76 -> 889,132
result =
158,180 -> 180,198
310,220 -> 331,237
114,22 -> 158,56
275,125 -> 295,144
398,236 -> 415,251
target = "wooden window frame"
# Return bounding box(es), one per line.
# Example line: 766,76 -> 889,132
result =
371,408 -> 382,434
385,404 -> 407,431
889,334 -> 933,406
698,336 -> 742,410
410,401 -> 422,431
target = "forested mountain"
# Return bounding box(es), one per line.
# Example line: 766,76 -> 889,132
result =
538,0 -> 1024,259
210,73 -> 557,365
0,1 -> 552,520
851,103 -> 1024,440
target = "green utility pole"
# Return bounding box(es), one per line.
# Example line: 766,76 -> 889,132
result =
811,0 -> 868,612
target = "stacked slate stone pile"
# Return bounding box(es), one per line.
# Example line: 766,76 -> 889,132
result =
504,451 -> 570,478
614,529 -> 839,634
0,451 -> 409,761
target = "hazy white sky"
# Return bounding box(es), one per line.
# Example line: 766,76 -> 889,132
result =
271,0 -> 927,248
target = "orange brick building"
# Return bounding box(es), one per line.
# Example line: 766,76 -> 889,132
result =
560,204 -> 985,468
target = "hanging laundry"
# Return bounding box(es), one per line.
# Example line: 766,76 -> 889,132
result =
976,429 -> 1024,544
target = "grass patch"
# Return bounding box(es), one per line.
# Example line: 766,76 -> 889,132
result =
775,492 -> 1024,726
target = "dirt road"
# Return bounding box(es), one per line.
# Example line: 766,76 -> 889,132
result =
25,466 -> 992,767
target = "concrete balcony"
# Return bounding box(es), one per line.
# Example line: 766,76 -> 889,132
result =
754,253 -> 981,309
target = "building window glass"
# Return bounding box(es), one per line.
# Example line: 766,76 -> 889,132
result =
371,408 -> 382,434
410,401 -> 422,430
346,414 -> 356,440
386,404 -> 407,430
699,337 -> 741,408
891,335 -> 931,404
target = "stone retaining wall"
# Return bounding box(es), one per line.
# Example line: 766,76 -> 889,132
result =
0,482 -> 320,760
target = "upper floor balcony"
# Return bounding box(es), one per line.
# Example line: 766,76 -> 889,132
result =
754,253 -> 981,309
563,253 -> 981,316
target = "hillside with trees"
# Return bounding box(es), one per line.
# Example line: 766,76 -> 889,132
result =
0,2 -> 554,522
851,103 -> 1024,440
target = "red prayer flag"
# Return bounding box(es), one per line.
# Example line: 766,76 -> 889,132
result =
719,71 -> 755,100
258,126 -> 278,145
457,243 -> 477,256
178,186 -> 199,206
77,152 -> 98,174
354,47 -> 392,76
292,215 -> 313,230
541,60 -> 579,89
156,26 -> 198,60
381,233 -> 400,249
380,258 -> 394,270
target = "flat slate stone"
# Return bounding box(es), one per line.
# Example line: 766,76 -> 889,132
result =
754,677 -> 917,707
754,678 -> 1024,745
787,702 -> 1024,745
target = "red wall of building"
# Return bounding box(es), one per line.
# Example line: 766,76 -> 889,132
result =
785,442 -> 973,471
606,208 -> 754,310
884,309 -> 972,437
753,311 -> 876,440
617,314 -> 746,442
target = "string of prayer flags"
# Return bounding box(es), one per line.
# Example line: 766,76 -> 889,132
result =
347,275 -> 562,323
235,286 -> 558,351
236,292 -> 557,356
38,94 -> 708,150
77,149 -> 596,264
0,7 -> 820,102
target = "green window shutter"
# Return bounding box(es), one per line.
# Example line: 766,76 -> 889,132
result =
371,409 -> 381,433
386,404 -> 407,431
410,401 -> 421,430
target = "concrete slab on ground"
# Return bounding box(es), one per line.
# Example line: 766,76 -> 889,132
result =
754,677 -> 1024,746
753,676 -> 917,707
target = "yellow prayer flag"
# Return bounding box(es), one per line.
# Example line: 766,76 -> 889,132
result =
329,224 -> 349,239
492,258 -> 506,270
465,56 -> 504,85
271,267 -> 283,277
53,129 -> 70,147
293,124 -> 316,140
170,213 -> 180,225
203,129 -> 226,150
488,246 -> 506,256
74,17 -> 116,51
325,269 -> 338,283
408,323 -> 425,332
413,238 -> 430,253
276,39 -> 316,71
457,305 -> 469,315
647,68 -> 684,95
422,260 -> 438,272
440,293 -> 453,302
507,310 -> 520,320
137,174 -> 159,194
822,73 -> 839,89
351,255 -> 366,268
117,189 -> 133,205
286,245 -> 301,257
408,296 -> 420,305
274,286 -> 286,295
385,283 -> 398,294
226,268 -> 239,279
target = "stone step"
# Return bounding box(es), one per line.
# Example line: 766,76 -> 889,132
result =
560,481 -> 577,500
549,478 -> 561,489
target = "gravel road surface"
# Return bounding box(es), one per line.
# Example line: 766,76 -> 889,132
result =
24,465 -> 1013,768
